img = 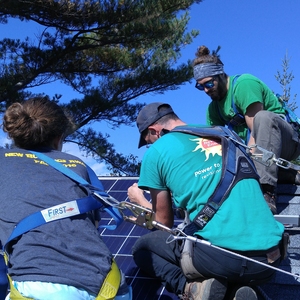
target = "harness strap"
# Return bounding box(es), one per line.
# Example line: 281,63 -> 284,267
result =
5,253 -> 120,300
6,277 -> 33,300
96,259 -> 121,300
215,75 -> 242,126
4,151 -> 123,254
170,126 -> 259,231
5,196 -> 103,254
277,94 -> 300,137
29,151 -> 123,231
180,239 -> 203,280
3,151 -> 124,299
215,75 -> 251,143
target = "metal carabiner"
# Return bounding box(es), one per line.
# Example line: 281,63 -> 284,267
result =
274,157 -> 292,169
248,144 -> 276,166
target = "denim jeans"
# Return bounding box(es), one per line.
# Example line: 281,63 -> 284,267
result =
132,230 -> 280,295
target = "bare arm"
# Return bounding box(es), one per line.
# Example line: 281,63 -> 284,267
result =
244,102 -> 263,147
128,184 -> 174,227
150,188 -> 174,228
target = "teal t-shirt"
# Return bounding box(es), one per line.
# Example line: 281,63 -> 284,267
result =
206,74 -> 285,142
138,125 -> 284,251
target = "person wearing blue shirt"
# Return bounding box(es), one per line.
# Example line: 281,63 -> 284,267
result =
0,97 -> 131,300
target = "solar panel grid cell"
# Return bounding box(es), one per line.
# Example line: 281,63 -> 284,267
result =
98,177 -> 179,300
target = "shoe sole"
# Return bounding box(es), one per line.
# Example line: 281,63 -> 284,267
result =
233,286 -> 257,300
201,278 -> 227,300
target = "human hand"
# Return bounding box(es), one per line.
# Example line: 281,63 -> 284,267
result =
127,183 -> 146,205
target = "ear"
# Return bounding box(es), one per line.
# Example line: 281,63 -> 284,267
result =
148,125 -> 161,136
148,127 -> 157,135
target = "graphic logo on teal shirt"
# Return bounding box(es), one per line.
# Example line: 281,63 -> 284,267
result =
190,137 -> 222,161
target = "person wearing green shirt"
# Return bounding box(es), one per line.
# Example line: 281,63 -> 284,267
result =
128,102 -> 284,300
192,45 -> 300,214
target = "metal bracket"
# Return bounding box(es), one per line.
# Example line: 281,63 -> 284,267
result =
247,145 -> 275,167
118,202 -> 156,230
247,144 -> 300,171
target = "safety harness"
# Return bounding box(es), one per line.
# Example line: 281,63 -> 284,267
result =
277,94 -> 300,135
170,125 -> 259,233
215,75 -> 300,143
165,126 -> 289,279
114,125 -> 295,281
214,75 -> 246,129
3,151 -> 124,300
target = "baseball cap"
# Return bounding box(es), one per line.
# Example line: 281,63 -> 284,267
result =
137,102 -> 174,148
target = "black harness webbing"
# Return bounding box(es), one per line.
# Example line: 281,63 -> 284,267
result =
170,125 -> 260,232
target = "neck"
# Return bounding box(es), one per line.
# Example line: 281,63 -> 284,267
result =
226,75 -> 230,89
164,119 -> 187,131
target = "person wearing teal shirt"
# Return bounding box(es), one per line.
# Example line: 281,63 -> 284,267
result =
192,45 -> 300,215
128,102 -> 284,300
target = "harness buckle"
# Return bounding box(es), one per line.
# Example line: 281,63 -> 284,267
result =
93,191 -> 120,207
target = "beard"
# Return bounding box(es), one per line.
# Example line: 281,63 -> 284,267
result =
207,80 -> 227,102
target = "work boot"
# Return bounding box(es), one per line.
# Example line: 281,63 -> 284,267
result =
261,184 -> 277,215
181,278 -> 227,300
278,168 -> 300,185
233,286 -> 257,300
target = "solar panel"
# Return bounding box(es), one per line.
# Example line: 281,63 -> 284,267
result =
98,177 -> 300,300
98,177 -> 179,300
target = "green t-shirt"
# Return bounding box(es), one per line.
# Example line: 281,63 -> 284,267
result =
206,74 -> 285,142
138,125 -> 284,251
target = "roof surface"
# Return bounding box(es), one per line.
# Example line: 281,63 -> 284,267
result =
258,184 -> 300,300
98,177 -> 300,300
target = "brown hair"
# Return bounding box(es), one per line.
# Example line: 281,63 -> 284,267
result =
193,45 -> 224,66
2,97 -> 74,149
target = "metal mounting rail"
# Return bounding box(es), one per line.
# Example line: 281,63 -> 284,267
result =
274,214 -> 300,232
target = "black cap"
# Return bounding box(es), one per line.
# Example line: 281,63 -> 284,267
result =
137,102 -> 174,148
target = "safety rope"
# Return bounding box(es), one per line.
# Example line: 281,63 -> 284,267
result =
150,220 -> 300,281
229,136 -> 300,171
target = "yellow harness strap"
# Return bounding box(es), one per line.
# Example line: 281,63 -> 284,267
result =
7,275 -> 33,300
3,252 -> 33,300
5,254 -> 121,300
96,259 -> 121,300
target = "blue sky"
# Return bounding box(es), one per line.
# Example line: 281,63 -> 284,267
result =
1,0 -> 300,175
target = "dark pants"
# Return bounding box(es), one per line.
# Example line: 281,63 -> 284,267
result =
0,255 -> 8,300
132,230 -> 280,295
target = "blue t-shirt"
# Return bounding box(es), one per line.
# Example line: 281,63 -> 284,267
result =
0,147 -> 112,295
138,125 -> 284,251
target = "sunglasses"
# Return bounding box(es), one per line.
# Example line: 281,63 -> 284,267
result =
195,77 -> 216,91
